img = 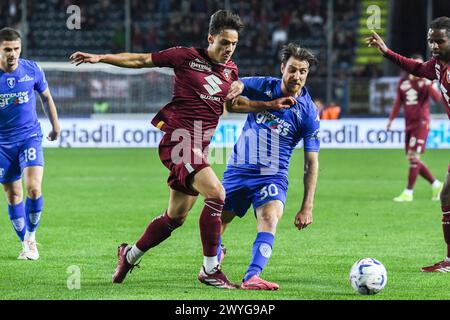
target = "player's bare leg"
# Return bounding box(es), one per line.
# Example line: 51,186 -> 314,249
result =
422,171 -> 450,272
191,167 -> 237,289
113,189 -> 196,283
241,201 -> 283,290
3,179 -> 27,259
217,210 -> 236,264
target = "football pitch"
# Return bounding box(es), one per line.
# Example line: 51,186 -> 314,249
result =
0,148 -> 449,300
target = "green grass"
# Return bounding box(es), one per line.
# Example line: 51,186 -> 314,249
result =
0,148 -> 449,300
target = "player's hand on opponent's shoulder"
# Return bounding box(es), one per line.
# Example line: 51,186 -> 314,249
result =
47,124 -> 61,141
268,96 -> 296,111
365,30 -> 388,55
226,80 -> 245,100
294,209 -> 313,230
69,52 -> 101,66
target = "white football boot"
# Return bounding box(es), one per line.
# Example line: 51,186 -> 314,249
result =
23,239 -> 39,260
17,242 -> 27,260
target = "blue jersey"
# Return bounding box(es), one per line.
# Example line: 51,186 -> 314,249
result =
0,58 -> 48,144
226,76 -> 320,177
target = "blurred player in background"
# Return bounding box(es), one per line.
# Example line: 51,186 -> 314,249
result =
368,16 -> 450,272
70,10 -> 294,288
219,43 -> 320,289
387,54 -> 442,202
0,28 -> 60,260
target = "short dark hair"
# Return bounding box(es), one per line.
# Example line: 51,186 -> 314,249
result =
430,16 -> 450,36
0,27 -> 21,44
280,43 -> 318,67
208,10 -> 244,36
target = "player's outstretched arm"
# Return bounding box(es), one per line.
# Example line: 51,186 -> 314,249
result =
39,88 -> 61,141
367,31 -> 436,80
366,30 -> 389,55
225,96 -> 296,113
69,52 -> 155,68
294,151 -> 319,230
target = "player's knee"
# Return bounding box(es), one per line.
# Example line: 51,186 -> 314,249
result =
26,186 -> 41,199
6,191 -> 22,204
205,184 -> 225,202
258,212 -> 279,230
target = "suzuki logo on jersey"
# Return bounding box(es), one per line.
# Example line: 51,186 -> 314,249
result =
405,88 -> 418,105
7,77 -> 15,89
255,111 -> 291,136
203,75 -> 223,96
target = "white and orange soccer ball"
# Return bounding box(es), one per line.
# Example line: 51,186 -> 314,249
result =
349,258 -> 387,295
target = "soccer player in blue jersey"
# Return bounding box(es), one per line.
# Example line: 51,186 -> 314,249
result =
0,28 -> 60,260
221,43 -> 320,290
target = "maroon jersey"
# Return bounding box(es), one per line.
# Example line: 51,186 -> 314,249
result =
385,50 -> 450,119
150,47 -> 238,142
389,76 -> 441,130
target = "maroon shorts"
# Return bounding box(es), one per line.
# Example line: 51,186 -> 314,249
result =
158,132 -> 210,196
448,163 -> 450,173
405,122 -> 429,154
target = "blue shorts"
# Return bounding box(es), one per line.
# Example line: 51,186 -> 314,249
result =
222,170 -> 288,218
0,135 -> 44,184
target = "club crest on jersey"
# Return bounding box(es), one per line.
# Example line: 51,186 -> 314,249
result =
223,68 -> 231,80
6,77 -> 15,89
447,71 -> 450,83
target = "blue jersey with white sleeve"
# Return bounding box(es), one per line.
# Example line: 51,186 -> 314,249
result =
0,58 -> 48,144
226,76 -> 320,179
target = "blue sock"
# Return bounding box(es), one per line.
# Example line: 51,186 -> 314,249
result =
244,232 -> 275,282
217,236 -> 222,262
25,197 -> 43,232
8,202 -> 26,241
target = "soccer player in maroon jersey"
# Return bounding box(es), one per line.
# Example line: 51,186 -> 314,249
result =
367,16 -> 450,272
387,54 -> 442,203
70,10 -> 295,287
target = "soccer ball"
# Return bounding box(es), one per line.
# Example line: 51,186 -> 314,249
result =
349,258 -> 387,295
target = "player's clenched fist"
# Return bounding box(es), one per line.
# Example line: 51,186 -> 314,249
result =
69,52 -> 101,65
294,209 -> 313,230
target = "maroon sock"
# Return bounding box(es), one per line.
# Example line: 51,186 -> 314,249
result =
407,160 -> 420,189
199,198 -> 224,257
135,212 -> 183,252
443,206 -> 450,258
419,161 -> 435,184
